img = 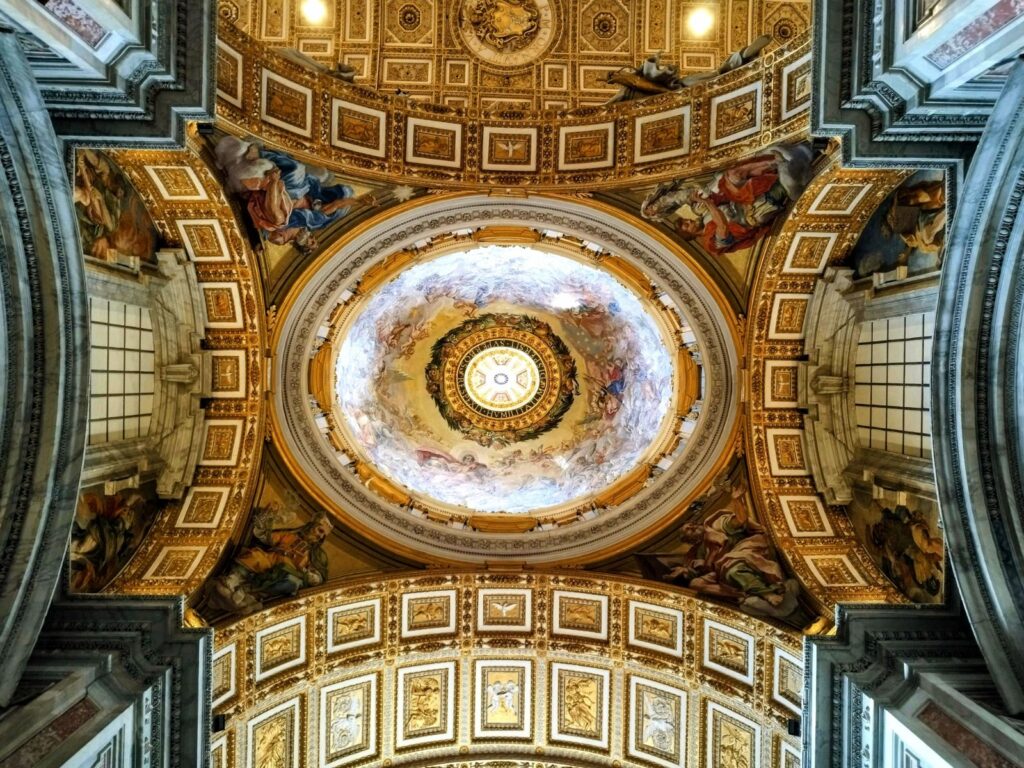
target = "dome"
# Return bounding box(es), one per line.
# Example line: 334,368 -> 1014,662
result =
273,193 -> 740,564
333,245 -> 677,514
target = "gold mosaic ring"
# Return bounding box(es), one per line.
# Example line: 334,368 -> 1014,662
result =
426,312 -> 577,445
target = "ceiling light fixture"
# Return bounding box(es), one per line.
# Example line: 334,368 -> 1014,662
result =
686,7 -> 715,38
300,0 -> 328,25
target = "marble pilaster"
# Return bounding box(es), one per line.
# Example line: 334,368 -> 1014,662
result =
0,593 -> 211,767
0,31 -> 90,707
932,58 -> 1024,714
804,601 -> 1024,767
811,0 -> 1021,167
0,0 -> 216,146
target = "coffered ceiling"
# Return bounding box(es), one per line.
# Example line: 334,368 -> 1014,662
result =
222,0 -> 812,109
211,572 -> 804,768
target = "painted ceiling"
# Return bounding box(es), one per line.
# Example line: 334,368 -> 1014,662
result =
10,0 -> 978,760
223,0 -> 812,109
281,196 -> 736,564
333,246 -> 678,514
58,19 -> 954,768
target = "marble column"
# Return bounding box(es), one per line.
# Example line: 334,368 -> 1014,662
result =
0,31 -> 90,706
0,0 -> 216,145
932,58 -> 1024,714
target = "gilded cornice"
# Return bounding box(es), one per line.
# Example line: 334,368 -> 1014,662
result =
95,136 -> 269,597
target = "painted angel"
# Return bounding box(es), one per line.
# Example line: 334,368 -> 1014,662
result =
486,681 -> 509,715
563,679 -> 596,730
414,447 -> 488,477
487,680 -> 518,715
500,681 -> 519,714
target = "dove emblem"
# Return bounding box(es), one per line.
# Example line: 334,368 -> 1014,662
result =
490,600 -> 518,617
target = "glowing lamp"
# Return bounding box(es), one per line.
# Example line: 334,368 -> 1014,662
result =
686,7 -> 715,37
300,0 -> 328,25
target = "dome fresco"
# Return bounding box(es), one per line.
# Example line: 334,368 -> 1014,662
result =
276,194 -> 737,563
334,245 -> 677,513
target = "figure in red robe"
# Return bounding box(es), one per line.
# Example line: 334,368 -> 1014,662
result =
641,143 -> 815,255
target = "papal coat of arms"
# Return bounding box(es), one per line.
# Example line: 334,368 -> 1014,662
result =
465,0 -> 542,52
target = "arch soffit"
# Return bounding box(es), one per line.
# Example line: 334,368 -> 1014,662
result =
210,571 -> 804,768
214,19 -> 813,191
744,157 -> 913,612
97,137 -> 269,596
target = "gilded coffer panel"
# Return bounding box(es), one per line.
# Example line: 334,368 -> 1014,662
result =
215,19 -> 813,190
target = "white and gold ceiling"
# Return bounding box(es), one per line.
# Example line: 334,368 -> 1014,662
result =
61,2 -> 951,766
214,14 -> 812,191
223,0 -> 811,110
211,573 -> 803,768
